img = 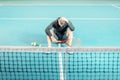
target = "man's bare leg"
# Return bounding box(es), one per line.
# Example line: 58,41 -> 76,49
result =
46,30 -> 55,47
47,30 -> 60,47
66,29 -> 73,47
47,36 -> 52,47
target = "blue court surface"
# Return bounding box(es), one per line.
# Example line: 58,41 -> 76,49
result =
0,4 -> 120,47
0,3 -> 120,80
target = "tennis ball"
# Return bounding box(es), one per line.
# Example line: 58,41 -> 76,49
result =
39,44 -> 42,47
31,42 -> 37,46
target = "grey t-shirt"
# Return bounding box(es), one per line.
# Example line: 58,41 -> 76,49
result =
45,18 -> 75,37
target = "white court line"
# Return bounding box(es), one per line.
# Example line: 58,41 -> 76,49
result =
0,18 -> 55,20
0,18 -> 120,20
0,3 -> 115,6
112,4 -> 120,9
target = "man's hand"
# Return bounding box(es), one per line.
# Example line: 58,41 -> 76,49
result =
50,36 -> 58,43
61,17 -> 69,23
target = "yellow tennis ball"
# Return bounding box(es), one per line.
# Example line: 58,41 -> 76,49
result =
31,42 -> 33,46
31,42 -> 36,46
39,44 -> 42,47
33,42 -> 37,46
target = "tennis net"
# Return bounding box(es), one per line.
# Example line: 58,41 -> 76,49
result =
0,46 -> 120,80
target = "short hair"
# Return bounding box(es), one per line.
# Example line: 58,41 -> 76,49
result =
58,17 -> 67,25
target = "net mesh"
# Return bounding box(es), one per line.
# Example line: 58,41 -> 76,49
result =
0,47 -> 120,80
0,52 -> 60,80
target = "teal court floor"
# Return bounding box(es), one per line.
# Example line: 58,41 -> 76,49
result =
0,4 -> 120,47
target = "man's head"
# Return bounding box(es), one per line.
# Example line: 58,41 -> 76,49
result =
58,17 -> 68,27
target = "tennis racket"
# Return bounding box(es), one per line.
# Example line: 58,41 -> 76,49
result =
72,37 -> 81,47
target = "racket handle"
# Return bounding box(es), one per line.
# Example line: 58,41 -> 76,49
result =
57,40 -> 67,43
57,40 -> 62,43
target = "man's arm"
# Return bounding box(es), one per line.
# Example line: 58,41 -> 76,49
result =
45,21 -> 54,37
45,20 -> 60,43
67,21 -> 75,31
59,17 -> 75,31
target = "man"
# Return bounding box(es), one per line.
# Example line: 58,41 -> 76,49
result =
45,17 -> 75,47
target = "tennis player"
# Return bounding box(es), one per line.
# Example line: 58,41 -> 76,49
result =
45,17 -> 75,47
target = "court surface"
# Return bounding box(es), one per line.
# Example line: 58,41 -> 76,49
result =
0,4 -> 120,47
0,3 -> 120,80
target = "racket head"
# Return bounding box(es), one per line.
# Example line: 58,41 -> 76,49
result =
72,37 -> 82,47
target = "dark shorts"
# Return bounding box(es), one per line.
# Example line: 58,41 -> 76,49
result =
54,33 -> 67,40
